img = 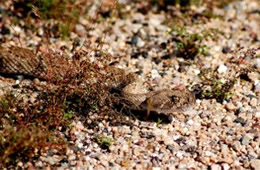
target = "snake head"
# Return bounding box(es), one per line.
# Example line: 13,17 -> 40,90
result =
140,86 -> 196,114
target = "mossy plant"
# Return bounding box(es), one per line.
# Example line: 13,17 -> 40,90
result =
168,25 -> 211,59
10,0 -> 88,39
94,134 -> 114,150
196,69 -> 235,103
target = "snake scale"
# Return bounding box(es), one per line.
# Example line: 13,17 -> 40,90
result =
0,46 -> 196,115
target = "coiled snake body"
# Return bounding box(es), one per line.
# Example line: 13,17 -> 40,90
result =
0,46 -> 196,115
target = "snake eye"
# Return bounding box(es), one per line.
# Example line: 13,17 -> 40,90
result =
170,96 -> 180,103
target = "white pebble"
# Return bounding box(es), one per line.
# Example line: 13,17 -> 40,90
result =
187,119 -> 194,125
151,69 -> 160,79
250,98 -> 258,107
253,58 -> 260,68
137,37 -> 145,47
68,155 -> 76,161
35,161 -> 43,167
176,152 -> 183,159
254,83 -> 260,92
211,164 -> 222,170
194,69 -> 201,75
221,163 -> 230,170
217,64 -> 228,73
152,167 -> 161,170
255,112 -> 260,118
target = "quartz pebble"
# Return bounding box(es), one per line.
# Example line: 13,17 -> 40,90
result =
211,164 -> 222,170
217,64 -> 228,73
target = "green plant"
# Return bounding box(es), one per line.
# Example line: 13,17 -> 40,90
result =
168,25 -> 228,59
94,134 -> 114,150
156,118 -> 163,126
0,48 -> 115,167
169,25 -> 207,59
197,69 -> 235,102
22,0 -> 88,39
64,110 -> 74,120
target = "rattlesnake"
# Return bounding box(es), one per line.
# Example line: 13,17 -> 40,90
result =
0,46 -> 196,115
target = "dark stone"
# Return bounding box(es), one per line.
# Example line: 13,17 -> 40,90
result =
131,51 -> 148,59
240,73 -> 250,81
160,42 -> 167,49
175,137 -> 186,145
166,145 -> 174,153
135,70 -> 143,75
234,117 -> 247,126
1,25 -> 10,35
152,57 -> 162,64
161,54 -> 171,60
222,46 -> 232,53
250,9 -> 260,14
131,35 -> 138,46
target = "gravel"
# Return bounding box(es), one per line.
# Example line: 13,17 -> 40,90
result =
0,0 -> 260,169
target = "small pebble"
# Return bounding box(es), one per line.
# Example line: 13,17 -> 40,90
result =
1,1 -> 260,169
137,37 -> 145,47
68,155 -> 76,161
247,72 -> 259,82
225,102 -> 236,111
249,98 -> 258,107
255,112 -> 260,118
217,64 -> 228,73
35,161 -> 43,167
211,164 -> 222,170
234,117 -> 247,126
221,163 -> 230,170
241,134 -> 253,145
250,159 -> 260,170
253,58 -> 260,68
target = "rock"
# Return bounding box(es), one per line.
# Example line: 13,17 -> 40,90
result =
68,155 -> 76,161
152,167 -> 161,170
151,69 -> 160,79
1,25 -> 10,35
166,145 -> 174,153
42,156 -> 55,165
29,92 -> 38,103
217,64 -> 228,73
225,102 -> 236,111
234,117 -> 247,126
194,69 -> 201,75
253,58 -> 260,68
35,161 -> 43,167
211,164 -> 222,170
222,46 -> 232,53
131,35 -> 138,45
136,37 -> 145,47
233,141 -> 241,152
221,163 -> 230,170
241,134 -> 253,145
248,72 -> 259,82
176,152 -> 183,159
17,162 -> 23,167
250,159 -> 260,170
186,119 -> 194,125
75,24 -> 86,36
221,144 -> 229,156
249,98 -> 258,107
254,83 -> 260,93
149,15 -> 162,27
255,112 -> 260,118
